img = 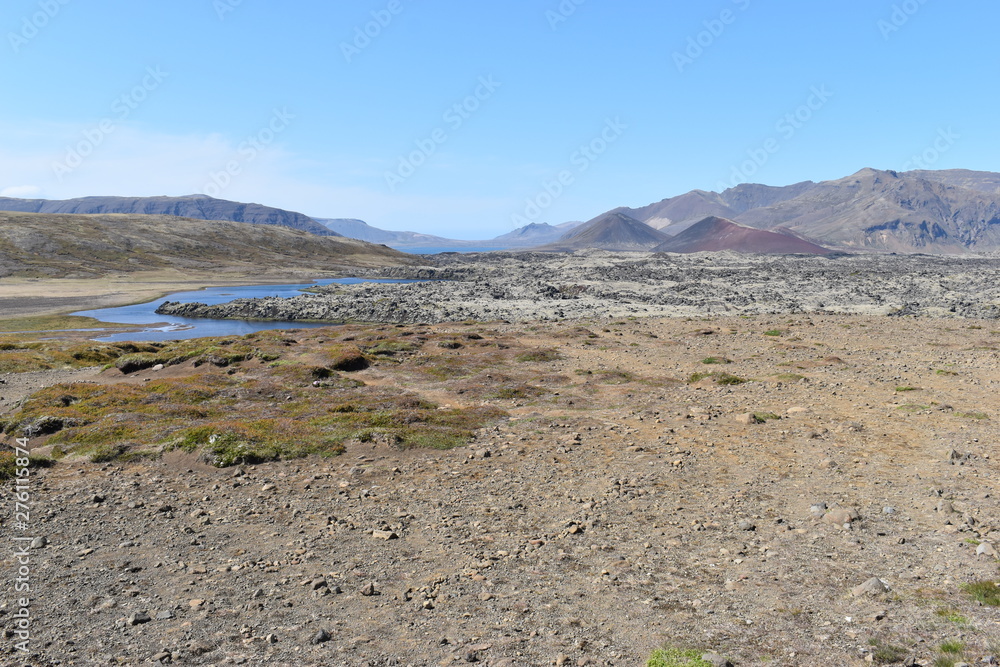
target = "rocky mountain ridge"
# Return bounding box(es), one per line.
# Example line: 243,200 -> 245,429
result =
614,168 -> 1000,253
0,194 -> 338,237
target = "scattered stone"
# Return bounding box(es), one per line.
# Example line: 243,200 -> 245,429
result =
737,520 -> 756,531
937,500 -> 956,515
701,654 -> 734,667
822,508 -> 861,526
976,542 -> 997,558
30,536 -> 47,549
852,577 -> 889,597
372,529 -> 399,540
360,582 -> 378,597
310,629 -> 331,645
127,611 -> 151,626
736,413 -> 763,425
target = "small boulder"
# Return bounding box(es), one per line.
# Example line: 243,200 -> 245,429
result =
852,577 -> 889,597
127,611 -> 151,626
310,629 -> 331,645
822,508 -> 861,526
701,654 -> 734,667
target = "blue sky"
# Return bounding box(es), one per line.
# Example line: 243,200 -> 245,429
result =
2,1 -> 997,239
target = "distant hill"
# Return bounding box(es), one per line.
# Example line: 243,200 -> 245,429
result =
490,221 -> 580,247
537,211 -> 669,252
317,217 -> 583,250
610,168 -> 1000,253
315,218 -> 455,246
0,195 -> 339,237
0,211 -> 416,279
653,216 -> 833,255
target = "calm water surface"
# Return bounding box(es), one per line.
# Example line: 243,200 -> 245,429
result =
72,278 -> 416,342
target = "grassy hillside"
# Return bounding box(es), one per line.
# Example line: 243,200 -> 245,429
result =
0,211 -> 419,279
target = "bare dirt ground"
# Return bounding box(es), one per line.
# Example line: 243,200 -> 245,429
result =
1,314 -> 999,666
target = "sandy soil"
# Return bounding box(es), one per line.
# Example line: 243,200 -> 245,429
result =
1,314 -> 998,666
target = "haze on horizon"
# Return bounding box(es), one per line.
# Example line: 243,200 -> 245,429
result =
2,0 -> 998,239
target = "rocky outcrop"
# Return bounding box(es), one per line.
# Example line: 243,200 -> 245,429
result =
155,251 -> 1000,324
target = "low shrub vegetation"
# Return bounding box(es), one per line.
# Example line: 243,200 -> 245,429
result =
688,371 -> 747,385
3,328 -> 512,467
961,580 -> 1000,606
646,647 -> 714,667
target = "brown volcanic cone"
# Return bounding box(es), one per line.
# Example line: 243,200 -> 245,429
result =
538,211 -> 670,251
653,216 -> 832,254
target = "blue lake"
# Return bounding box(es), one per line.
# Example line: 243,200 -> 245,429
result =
72,278 -> 417,343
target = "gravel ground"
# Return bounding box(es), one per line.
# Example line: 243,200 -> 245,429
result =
2,313 -> 999,666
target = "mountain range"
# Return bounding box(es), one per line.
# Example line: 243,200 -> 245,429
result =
609,168 -> 1000,253
2,168 -> 999,254
0,210 -> 411,279
0,194 -> 338,237
315,217 -> 582,249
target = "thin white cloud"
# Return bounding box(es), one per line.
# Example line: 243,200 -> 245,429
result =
0,185 -> 42,198
0,121 -> 522,237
